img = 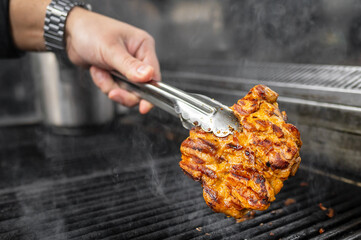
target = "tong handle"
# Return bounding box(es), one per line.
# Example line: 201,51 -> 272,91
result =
110,71 -> 215,116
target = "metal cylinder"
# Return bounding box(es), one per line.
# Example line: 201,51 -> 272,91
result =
30,52 -> 114,131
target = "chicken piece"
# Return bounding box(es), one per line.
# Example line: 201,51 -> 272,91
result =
180,85 -> 302,219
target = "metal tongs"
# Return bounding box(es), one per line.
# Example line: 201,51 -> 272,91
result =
111,71 -> 241,137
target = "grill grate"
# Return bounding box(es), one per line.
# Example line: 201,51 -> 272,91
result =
1,122 -> 361,240
163,61 -> 361,108
178,60 -> 361,90
0,154 -> 361,240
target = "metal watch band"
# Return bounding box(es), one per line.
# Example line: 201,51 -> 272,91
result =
44,0 -> 91,51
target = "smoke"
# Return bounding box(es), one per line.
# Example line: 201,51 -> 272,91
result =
15,181 -> 67,240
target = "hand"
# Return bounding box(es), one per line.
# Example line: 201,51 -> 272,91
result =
10,0 -> 160,114
65,8 -> 161,114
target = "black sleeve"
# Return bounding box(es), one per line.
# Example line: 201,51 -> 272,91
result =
0,0 -> 24,58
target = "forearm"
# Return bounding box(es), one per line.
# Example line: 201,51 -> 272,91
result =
9,0 -> 51,51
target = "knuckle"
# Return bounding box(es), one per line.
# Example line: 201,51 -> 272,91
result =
95,79 -> 114,95
98,82 -> 110,94
139,30 -> 155,45
147,36 -> 155,46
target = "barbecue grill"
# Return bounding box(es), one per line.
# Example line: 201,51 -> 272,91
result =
1,61 -> 361,239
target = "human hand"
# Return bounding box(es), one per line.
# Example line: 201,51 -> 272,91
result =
65,8 -> 161,114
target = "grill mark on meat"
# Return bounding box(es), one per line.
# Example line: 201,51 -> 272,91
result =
182,139 -> 223,164
254,139 -> 273,154
181,138 -> 216,154
200,165 -> 217,179
285,124 -> 301,143
255,85 -> 266,100
245,150 -> 255,163
180,161 -> 217,179
191,163 -> 216,179
256,119 -> 270,128
216,156 -> 226,163
233,99 -> 259,116
231,172 -> 250,181
254,85 -> 278,103
182,169 -> 201,182
230,200 -> 245,210
267,110 -> 280,118
232,164 -> 257,175
238,100 -> 246,106
272,124 -> 284,138
269,152 -> 289,169
242,119 -> 257,131
233,104 -> 249,116
199,138 -> 216,148
230,164 -> 270,207
234,183 -> 269,208
204,184 -> 219,203
282,146 -> 297,160
191,155 -> 205,164
226,143 -> 243,150
206,199 -> 217,210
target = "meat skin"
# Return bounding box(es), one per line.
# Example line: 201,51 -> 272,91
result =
180,85 -> 302,219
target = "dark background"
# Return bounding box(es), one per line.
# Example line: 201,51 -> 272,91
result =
2,0 -> 361,122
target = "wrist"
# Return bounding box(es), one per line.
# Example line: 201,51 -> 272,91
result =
65,7 -> 89,52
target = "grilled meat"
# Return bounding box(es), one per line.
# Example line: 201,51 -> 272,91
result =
180,85 -> 302,219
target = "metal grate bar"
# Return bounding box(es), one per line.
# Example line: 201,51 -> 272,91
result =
36,194 -> 203,239
342,228 -> 361,240
0,171 -> 167,223
249,195 -> 361,240
65,175 -> 303,239
157,182 -> 312,240
192,190 -> 354,240
309,216 -> 361,240
0,169 -> 182,235
0,160 -> 175,205
283,199 -> 361,239
104,177 -> 305,240
329,71 -> 360,88
107,211 -> 214,240
74,199 -> 209,239
59,189 -> 202,238
0,164 -> 178,225
0,182 -> 186,236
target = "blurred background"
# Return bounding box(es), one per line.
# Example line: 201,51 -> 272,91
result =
2,0 -> 361,123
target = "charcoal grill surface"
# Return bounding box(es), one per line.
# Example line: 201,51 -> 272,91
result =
0,113 -> 361,240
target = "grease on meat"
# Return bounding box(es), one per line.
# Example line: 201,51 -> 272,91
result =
180,85 -> 302,219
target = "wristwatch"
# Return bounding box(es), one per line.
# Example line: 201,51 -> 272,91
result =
44,0 -> 91,51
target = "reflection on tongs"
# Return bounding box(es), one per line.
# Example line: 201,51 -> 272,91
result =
110,71 -> 241,137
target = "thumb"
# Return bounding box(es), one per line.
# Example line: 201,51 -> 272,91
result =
110,46 -> 154,82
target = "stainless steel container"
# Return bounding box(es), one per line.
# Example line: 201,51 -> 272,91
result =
30,52 -> 114,132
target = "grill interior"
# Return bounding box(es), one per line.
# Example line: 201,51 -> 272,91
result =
1,114 -> 361,240
190,60 -> 361,90
2,61 -> 361,239
163,61 -> 361,108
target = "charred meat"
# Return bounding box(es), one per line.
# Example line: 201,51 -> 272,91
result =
180,85 -> 302,219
